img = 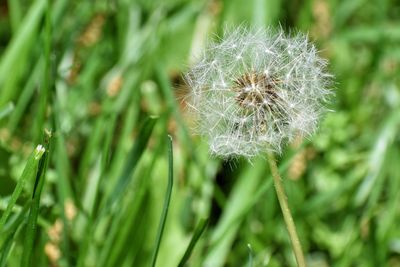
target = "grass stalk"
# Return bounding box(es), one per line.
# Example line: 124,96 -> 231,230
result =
267,151 -> 306,267
247,244 -> 253,267
34,0 -> 52,142
21,130 -> 52,267
0,148 -> 44,232
178,218 -> 209,267
150,135 -> 174,267
0,102 -> 14,120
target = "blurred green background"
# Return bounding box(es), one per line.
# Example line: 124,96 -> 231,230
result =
0,0 -> 400,266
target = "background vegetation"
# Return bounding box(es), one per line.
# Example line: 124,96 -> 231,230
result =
0,0 -> 399,266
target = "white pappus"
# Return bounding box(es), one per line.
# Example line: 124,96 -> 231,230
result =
184,27 -> 333,158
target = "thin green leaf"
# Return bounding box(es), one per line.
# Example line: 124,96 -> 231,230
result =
7,0 -> 22,33
7,60 -> 42,133
0,147 -> 44,232
21,130 -> 52,267
104,117 -> 157,213
0,102 -> 14,121
247,244 -> 253,267
33,0 -> 52,142
150,135 -> 174,267
178,218 -> 209,267
0,235 -> 14,267
101,118 -> 169,267
0,201 -> 30,241
0,202 -> 30,267
0,0 -> 46,105
354,111 -> 400,206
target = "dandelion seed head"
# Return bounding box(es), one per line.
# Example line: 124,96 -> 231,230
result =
184,27 -> 333,158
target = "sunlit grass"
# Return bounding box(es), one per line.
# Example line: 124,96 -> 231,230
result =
0,0 -> 399,266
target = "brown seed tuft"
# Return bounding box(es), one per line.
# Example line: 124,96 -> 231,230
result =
233,72 -> 281,111
232,72 -> 287,135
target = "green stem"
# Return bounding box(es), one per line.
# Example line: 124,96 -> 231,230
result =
267,151 -> 306,267
150,135 -> 174,267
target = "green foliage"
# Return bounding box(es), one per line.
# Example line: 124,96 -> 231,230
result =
0,0 -> 399,266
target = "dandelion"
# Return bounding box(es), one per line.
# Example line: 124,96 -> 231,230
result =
185,27 -> 332,158
185,27 -> 333,267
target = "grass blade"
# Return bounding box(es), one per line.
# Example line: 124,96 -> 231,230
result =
0,235 -> 14,267
155,66 -> 199,164
204,159 -> 266,267
247,244 -> 253,267
104,117 -> 157,213
150,135 -> 174,267
0,102 -> 14,121
21,131 -> 52,267
0,0 -> 46,105
100,118 -> 169,267
354,111 -> 400,206
178,218 -> 209,267
0,202 -> 30,267
80,115 -> 156,266
33,0 -> 52,142
7,60 -> 42,133
0,147 -> 44,232
7,0 -> 22,33
0,202 -> 30,240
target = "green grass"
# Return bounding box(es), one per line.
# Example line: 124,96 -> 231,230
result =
0,0 -> 400,266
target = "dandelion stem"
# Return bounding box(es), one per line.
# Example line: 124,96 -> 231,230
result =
267,151 -> 306,267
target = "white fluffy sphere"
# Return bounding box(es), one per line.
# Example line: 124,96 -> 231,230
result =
185,27 -> 332,158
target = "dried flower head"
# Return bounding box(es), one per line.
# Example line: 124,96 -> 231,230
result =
185,27 -> 332,158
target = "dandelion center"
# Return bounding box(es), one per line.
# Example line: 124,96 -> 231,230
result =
233,72 -> 280,110
233,72 -> 285,119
